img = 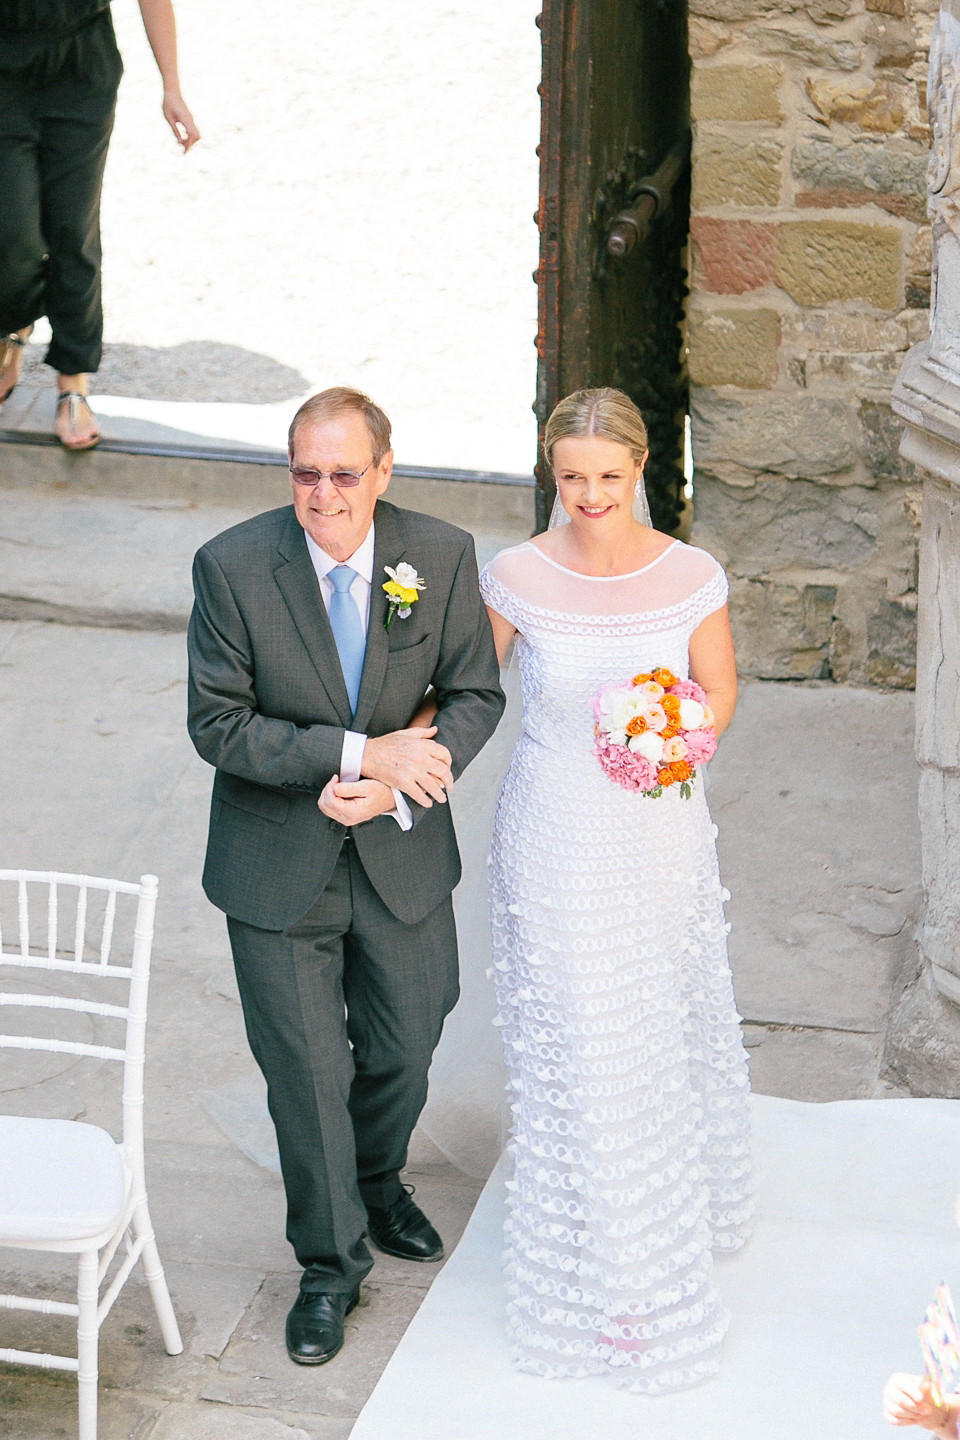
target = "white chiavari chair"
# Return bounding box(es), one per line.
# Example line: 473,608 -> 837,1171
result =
0,869 -> 182,1439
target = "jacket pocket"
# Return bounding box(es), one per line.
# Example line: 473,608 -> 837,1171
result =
216,772 -> 290,824
387,633 -> 432,663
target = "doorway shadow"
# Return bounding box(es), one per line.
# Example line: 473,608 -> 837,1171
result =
18,340 -> 311,405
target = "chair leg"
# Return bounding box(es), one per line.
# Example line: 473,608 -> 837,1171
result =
132,1198 -> 183,1355
77,1249 -> 100,1440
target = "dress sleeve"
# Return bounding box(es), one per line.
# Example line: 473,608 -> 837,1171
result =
687,555 -> 730,629
479,552 -> 529,632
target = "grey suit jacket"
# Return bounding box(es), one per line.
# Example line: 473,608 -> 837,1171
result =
187,500 -> 505,929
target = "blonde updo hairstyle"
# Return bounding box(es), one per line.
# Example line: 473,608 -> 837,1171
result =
543,386 -> 649,472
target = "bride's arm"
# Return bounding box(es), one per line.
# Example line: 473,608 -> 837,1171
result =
486,606 -> 518,666
688,605 -> 737,736
408,605 -> 515,727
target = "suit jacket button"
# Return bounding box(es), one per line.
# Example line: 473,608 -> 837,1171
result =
329,819 -> 345,833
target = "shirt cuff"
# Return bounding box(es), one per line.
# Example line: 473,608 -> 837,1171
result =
340,729 -> 367,784
340,731 -> 412,829
387,790 -> 413,830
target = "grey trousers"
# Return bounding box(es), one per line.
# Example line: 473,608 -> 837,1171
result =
227,839 -> 459,1295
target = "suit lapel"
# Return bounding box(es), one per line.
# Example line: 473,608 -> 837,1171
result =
352,503 -> 406,734
273,511 -> 353,727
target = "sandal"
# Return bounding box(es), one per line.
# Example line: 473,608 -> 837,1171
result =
0,326 -> 32,403
56,390 -> 100,451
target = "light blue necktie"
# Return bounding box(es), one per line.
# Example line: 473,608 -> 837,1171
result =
327,565 -> 365,714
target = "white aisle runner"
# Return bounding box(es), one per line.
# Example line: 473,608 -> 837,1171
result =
353,1096 -> 960,1440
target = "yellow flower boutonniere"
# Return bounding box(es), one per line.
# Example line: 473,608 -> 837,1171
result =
383,562 -> 426,632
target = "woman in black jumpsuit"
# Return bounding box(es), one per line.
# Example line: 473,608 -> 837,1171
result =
0,0 -> 198,449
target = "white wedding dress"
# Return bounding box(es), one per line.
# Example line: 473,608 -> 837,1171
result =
479,538 -> 754,1395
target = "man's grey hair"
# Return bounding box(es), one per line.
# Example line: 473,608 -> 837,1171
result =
288,386 -> 392,460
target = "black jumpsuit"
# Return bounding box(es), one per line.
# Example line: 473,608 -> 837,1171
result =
0,1 -> 123,374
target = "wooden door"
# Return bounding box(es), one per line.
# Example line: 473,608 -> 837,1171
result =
535,0 -> 690,534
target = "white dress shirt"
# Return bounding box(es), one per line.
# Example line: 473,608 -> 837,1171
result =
305,525 -> 413,831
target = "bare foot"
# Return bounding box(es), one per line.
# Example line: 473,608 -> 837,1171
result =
55,389 -> 100,451
0,326 -> 33,402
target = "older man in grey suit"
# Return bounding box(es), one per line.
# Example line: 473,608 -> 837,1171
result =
187,387 -> 505,1365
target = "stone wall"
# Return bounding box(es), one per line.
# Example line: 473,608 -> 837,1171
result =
687,0 -> 934,685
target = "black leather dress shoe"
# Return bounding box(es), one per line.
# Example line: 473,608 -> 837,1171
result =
366,1186 -> 444,1263
285,1286 -> 360,1365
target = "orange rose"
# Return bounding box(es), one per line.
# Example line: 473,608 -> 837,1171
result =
632,672 -> 653,686
661,694 -> 681,715
661,720 -> 681,740
652,668 -> 678,688
673,759 -> 693,783
625,715 -> 647,737
657,764 -> 676,787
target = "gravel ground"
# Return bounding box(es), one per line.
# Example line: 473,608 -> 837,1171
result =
34,0 -> 538,472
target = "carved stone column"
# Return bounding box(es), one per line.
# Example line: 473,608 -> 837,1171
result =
888,0 -> 960,1092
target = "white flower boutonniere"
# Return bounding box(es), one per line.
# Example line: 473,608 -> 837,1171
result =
383,562 -> 426,632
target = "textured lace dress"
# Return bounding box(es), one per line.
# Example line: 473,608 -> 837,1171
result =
479,538 -> 754,1395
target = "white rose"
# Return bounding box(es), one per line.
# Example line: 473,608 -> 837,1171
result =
385,562 -> 425,590
598,685 -> 633,717
609,729 -> 629,747
628,731 -> 664,763
610,695 -> 644,732
678,698 -> 706,730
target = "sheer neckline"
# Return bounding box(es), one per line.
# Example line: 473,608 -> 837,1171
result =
523,538 -> 681,581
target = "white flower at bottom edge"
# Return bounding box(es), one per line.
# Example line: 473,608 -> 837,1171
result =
628,731 -> 665,764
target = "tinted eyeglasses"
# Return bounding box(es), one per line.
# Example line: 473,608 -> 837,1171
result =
289,458 -> 377,489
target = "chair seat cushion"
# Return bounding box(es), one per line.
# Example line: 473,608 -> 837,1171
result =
0,1116 -> 126,1243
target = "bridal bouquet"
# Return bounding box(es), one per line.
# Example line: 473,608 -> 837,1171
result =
592,667 -> 717,799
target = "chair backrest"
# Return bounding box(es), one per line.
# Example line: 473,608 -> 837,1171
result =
0,871 -> 158,1193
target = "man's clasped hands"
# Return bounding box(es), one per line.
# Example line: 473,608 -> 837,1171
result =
318,723 -> 452,827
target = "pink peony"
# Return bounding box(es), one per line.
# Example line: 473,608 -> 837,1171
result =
669,678 -> 708,704
682,727 -> 717,765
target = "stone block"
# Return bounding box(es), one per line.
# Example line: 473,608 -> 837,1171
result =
782,312 -> 908,354
805,350 -> 905,386
691,0 -> 792,19
867,0 -> 907,16
915,768 -> 960,984
747,22 -> 862,70
724,575 -> 836,678
906,225 -> 933,309
806,0 -> 854,21
689,16 -> 735,56
916,478 -> 960,771
692,133 -> 783,208
867,14 -> 917,65
792,140 -> 928,221
691,471 -> 882,574
859,400 -> 915,478
774,221 -> 901,309
691,391 -> 855,480
692,64 -> 783,122
687,308 -> 781,388
882,967 -> 960,1098
690,217 -> 778,293
866,593 -> 917,686
806,78 -> 905,132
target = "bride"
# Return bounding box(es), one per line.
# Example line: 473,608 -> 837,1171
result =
478,387 -> 754,1394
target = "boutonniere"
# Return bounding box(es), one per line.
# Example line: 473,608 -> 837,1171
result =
382,562 -> 425,632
